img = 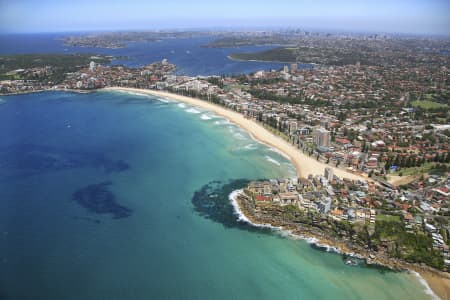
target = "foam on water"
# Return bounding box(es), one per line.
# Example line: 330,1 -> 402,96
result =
265,155 -> 281,166
410,271 -> 440,300
200,114 -> 212,120
157,97 -> 171,103
111,90 -> 170,103
125,91 -> 149,97
213,119 -> 231,126
229,190 -> 282,230
113,90 -> 150,98
268,147 -> 292,161
185,108 -> 201,114
233,132 -> 246,140
244,131 -> 295,167
244,144 -> 258,150
177,103 -> 186,108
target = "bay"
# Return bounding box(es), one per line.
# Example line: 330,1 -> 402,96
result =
0,34 -> 302,76
0,91 -> 432,299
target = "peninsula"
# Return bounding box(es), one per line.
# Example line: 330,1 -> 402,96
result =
62,31 -> 213,48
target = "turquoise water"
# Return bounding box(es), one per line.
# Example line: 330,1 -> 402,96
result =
0,91 -> 431,299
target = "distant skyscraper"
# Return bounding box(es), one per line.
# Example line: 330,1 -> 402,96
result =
313,127 -> 331,147
283,65 -> 289,73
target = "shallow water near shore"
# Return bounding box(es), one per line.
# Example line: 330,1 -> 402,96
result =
0,91 -> 434,299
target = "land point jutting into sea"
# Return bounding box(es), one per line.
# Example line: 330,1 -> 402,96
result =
1,29 -> 449,299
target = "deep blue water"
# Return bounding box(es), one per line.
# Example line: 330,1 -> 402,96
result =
0,33 -> 303,75
0,91 -> 431,299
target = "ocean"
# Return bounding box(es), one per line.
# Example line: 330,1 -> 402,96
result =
0,91 -> 433,299
0,33 -> 302,76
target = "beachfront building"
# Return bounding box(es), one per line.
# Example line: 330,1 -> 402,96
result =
247,181 -> 272,196
275,192 -> 299,206
324,167 -> 334,182
313,127 -> 331,148
288,119 -> 298,135
317,197 -> 332,214
89,61 -> 96,72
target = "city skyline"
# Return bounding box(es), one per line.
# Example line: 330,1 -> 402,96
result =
1,0 -> 449,35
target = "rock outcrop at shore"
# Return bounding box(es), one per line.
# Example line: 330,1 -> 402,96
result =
231,190 -> 449,300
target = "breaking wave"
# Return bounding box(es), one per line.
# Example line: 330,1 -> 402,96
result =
265,155 -> 281,166
185,108 -> 201,114
200,114 -> 212,120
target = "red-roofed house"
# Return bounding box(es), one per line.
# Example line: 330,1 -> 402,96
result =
336,138 -> 351,145
255,195 -> 271,202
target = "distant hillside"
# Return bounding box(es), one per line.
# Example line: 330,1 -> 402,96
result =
0,54 -> 111,82
231,47 -> 299,63
203,37 -> 288,48
230,46 -> 384,65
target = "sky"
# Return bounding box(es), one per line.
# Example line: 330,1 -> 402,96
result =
0,0 -> 449,35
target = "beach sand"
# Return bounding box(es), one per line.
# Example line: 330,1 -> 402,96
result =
417,270 -> 450,300
104,87 -> 365,181
104,87 -> 448,299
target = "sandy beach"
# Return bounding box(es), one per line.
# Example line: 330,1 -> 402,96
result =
103,87 -> 365,181
416,270 -> 450,300
103,87 -> 450,299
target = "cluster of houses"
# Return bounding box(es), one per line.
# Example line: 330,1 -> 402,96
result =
246,168 -> 377,224
245,164 -> 450,261
118,61 -> 448,180
63,60 -> 177,90
3,55 -> 448,184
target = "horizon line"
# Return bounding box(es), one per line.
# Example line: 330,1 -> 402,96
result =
1,26 -> 450,38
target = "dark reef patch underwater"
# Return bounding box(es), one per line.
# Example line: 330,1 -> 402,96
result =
0,144 -> 130,180
193,180 -> 397,275
192,179 -> 272,234
72,181 -> 132,219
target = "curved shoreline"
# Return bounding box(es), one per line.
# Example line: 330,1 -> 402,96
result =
229,189 -> 446,300
227,55 -> 298,64
7,87 -> 447,298
103,87 -> 365,181
104,87 -> 450,298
